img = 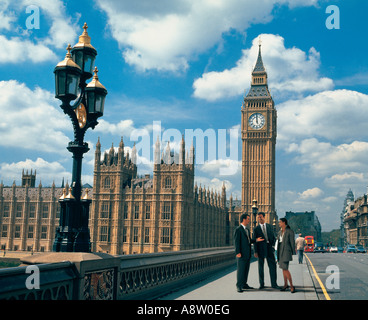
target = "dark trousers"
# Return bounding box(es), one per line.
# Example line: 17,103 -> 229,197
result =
298,250 -> 304,263
236,257 -> 250,289
258,253 -> 277,287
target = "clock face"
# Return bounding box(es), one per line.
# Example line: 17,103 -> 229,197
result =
75,103 -> 87,128
248,113 -> 265,130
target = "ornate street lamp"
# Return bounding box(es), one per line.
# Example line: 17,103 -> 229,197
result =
252,199 -> 258,231
53,23 -> 107,252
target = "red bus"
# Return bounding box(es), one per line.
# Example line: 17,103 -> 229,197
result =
304,236 -> 314,252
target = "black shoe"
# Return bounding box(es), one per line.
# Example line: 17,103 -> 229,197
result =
237,287 -> 243,293
259,285 -> 265,290
242,284 -> 254,290
291,287 -> 296,293
272,285 -> 281,290
280,285 -> 289,291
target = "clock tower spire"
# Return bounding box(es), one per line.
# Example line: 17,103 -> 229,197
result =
241,39 -> 277,231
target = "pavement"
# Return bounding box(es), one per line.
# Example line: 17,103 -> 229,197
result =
0,251 -> 41,259
160,255 -> 318,300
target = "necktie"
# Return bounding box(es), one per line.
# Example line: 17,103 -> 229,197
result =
245,227 -> 250,242
262,224 -> 268,242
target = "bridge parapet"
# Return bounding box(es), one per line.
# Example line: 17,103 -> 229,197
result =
0,261 -> 77,300
0,247 -> 234,300
118,247 -> 234,300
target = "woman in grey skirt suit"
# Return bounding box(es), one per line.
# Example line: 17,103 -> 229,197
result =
276,218 -> 296,293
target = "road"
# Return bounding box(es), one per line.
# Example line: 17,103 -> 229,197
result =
305,252 -> 368,300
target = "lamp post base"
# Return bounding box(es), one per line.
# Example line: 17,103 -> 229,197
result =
53,197 -> 92,253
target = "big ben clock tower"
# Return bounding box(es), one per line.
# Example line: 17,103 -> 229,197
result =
241,42 -> 277,230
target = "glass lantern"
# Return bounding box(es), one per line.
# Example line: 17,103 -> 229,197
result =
85,67 -> 107,118
54,45 -> 82,102
71,23 -> 97,80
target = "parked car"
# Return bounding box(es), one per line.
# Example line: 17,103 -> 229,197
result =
356,246 -> 367,253
329,246 -> 338,253
337,247 -> 344,253
346,244 -> 357,253
314,242 -> 326,253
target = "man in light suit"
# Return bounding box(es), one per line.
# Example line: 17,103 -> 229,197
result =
234,213 -> 263,292
253,212 -> 279,289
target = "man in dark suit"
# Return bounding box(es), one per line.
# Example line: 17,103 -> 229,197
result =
234,213 -> 263,292
253,212 -> 279,289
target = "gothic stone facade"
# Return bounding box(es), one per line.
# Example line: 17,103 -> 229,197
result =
0,180 -> 62,252
0,140 -> 231,254
91,137 -> 231,255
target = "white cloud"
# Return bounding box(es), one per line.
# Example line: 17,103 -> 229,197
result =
95,119 -> 137,137
193,34 -> 333,101
287,138 -> 368,177
0,0 -> 78,64
325,172 -> 365,185
321,196 -> 338,203
194,176 -> 232,195
276,189 -> 336,227
0,157 -> 70,186
96,0 -> 319,72
298,187 -> 324,200
278,89 -> 368,144
0,35 -> 57,63
0,0 -> 16,31
200,159 -> 241,177
324,172 -> 367,197
0,80 -> 70,154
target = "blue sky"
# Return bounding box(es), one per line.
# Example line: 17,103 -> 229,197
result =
0,0 -> 367,231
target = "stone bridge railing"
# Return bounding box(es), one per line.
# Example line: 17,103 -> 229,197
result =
0,247 -> 235,300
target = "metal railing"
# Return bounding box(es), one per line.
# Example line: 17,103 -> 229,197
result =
118,247 -> 234,300
0,247 -> 235,300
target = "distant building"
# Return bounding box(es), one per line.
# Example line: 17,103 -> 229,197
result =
0,180 -> 63,252
21,169 -> 36,188
343,192 -> 368,247
284,211 -> 322,241
340,189 -> 354,246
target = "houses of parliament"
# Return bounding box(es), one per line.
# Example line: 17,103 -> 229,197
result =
0,141 -> 235,254
0,44 -> 278,254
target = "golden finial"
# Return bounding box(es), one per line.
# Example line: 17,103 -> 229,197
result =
82,188 -> 90,200
87,66 -> 107,90
93,66 -> 98,78
65,187 -> 75,200
56,44 -> 80,69
66,44 -> 72,57
59,187 -> 67,200
73,22 -> 95,50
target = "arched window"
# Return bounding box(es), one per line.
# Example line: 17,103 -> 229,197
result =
104,177 -> 110,189
165,177 -> 172,189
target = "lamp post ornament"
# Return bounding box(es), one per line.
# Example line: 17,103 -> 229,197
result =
52,23 -> 107,252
